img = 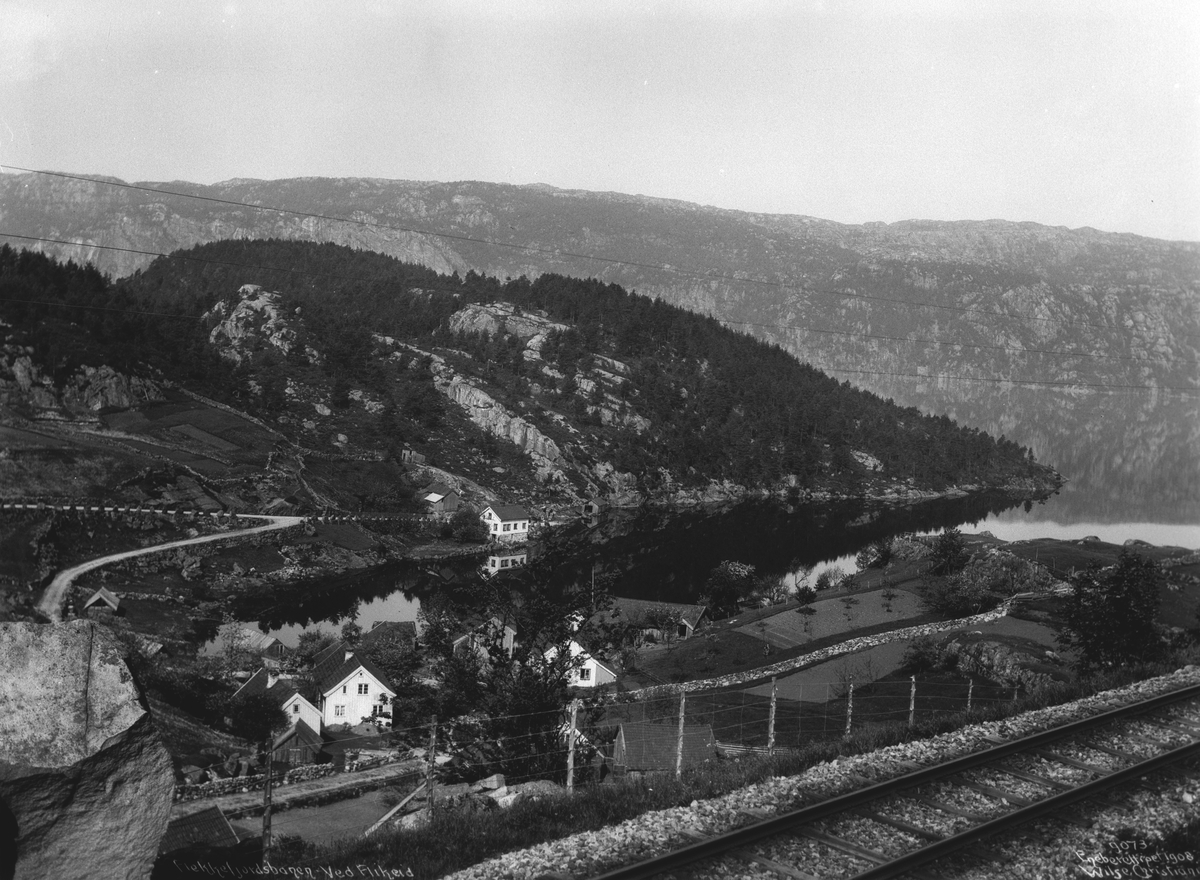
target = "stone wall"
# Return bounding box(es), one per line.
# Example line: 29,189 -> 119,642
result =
619,601 -> 1025,702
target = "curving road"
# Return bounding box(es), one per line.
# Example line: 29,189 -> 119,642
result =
37,515 -> 305,622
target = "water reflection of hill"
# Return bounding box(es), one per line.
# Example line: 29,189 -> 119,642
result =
883,388 -> 1199,525
225,493 -> 1034,631
545,494 -> 1031,605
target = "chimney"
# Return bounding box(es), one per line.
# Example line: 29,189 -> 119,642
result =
267,672 -> 277,689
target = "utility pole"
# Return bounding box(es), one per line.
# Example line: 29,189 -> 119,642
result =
675,691 -> 687,778
566,699 -> 580,792
261,741 -> 273,867
426,715 -> 438,814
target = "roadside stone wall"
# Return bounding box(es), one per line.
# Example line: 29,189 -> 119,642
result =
619,600 -> 1032,701
172,754 -> 397,802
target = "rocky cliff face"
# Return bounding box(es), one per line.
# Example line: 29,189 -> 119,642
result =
0,620 -> 175,880
0,337 -> 164,416
205,283 -> 305,364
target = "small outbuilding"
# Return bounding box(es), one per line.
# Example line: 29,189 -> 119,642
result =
158,805 -> 240,855
612,721 -> 716,775
81,587 -> 122,617
420,482 -> 461,516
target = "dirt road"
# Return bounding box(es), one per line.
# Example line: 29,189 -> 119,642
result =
37,515 -> 304,621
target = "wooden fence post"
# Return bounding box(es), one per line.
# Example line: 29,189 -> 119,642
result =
767,676 -> 778,756
675,691 -> 687,778
908,676 -> 917,728
566,699 -> 579,792
844,678 -> 854,739
426,715 -> 437,813
967,678 -> 974,713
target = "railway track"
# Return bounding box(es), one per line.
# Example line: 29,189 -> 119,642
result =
589,682 -> 1200,880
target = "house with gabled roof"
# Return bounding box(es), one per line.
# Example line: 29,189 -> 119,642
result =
361,620 -> 418,652
232,668 -> 322,735
309,643 -> 397,730
480,503 -> 530,543
82,586 -> 121,617
452,615 -> 518,659
593,598 -> 708,642
612,721 -> 716,775
544,638 -> 618,689
420,481 -> 461,517
217,623 -> 289,667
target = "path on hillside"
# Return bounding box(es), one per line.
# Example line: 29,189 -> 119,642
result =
37,514 -> 305,622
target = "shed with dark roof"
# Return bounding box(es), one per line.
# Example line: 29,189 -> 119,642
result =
613,721 -> 715,774
158,805 -> 239,855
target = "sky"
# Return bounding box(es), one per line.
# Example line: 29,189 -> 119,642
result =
1,0 -> 1198,241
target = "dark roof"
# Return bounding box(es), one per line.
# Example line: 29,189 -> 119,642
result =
617,721 -> 715,771
422,482 -> 457,497
362,620 -> 417,650
311,640 -> 347,666
159,806 -> 239,854
485,503 -> 529,522
311,646 -> 397,696
274,719 -> 322,751
597,598 -> 707,631
232,668 -> 300,705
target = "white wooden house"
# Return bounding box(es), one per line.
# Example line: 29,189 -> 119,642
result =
309,643 -> 397,729
545,639 -> 618,689
480,503 -> 530,543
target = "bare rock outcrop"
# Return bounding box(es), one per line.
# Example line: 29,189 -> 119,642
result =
0,350 -> 163,414
205,284 -> 303,364
0,621 -> 174,880
447,302 -> 570,349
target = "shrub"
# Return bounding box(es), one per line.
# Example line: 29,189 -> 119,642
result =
815,566 -> 846,591
928,528 -> 970,576
918,572 -> 1001,617
1060,550 -> 1164,671
855,539 -> 893,570
901,636 -> 945,673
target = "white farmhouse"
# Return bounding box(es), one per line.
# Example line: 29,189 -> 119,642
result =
480,503 -> 531,543
309,643 -> 397,729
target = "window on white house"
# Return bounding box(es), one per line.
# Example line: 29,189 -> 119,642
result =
503,523 -> 510,531
358,683 -> 369,695
292,705 -> 300,714
342,685 -> 347,694
578,667 -> 592,681
493,524 -> 499,532
334,705 -> 345,717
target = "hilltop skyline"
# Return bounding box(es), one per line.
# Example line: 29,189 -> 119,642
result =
1,0 -> 1197,242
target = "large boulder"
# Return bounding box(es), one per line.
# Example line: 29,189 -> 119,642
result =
0,621 -> 174,880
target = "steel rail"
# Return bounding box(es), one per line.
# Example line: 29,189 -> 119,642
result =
852,737 -> 1200,879
588,681 -> 1200,880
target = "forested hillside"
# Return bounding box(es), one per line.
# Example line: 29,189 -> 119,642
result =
3,172 -> 1194,518
0,241 -> 1058,501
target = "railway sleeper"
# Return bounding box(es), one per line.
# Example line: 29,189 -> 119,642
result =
792,826 -> 888,865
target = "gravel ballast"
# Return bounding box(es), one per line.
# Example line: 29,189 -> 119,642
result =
444,666 -> 1200,880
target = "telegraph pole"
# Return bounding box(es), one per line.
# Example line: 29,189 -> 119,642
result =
261,741 -> 273,867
